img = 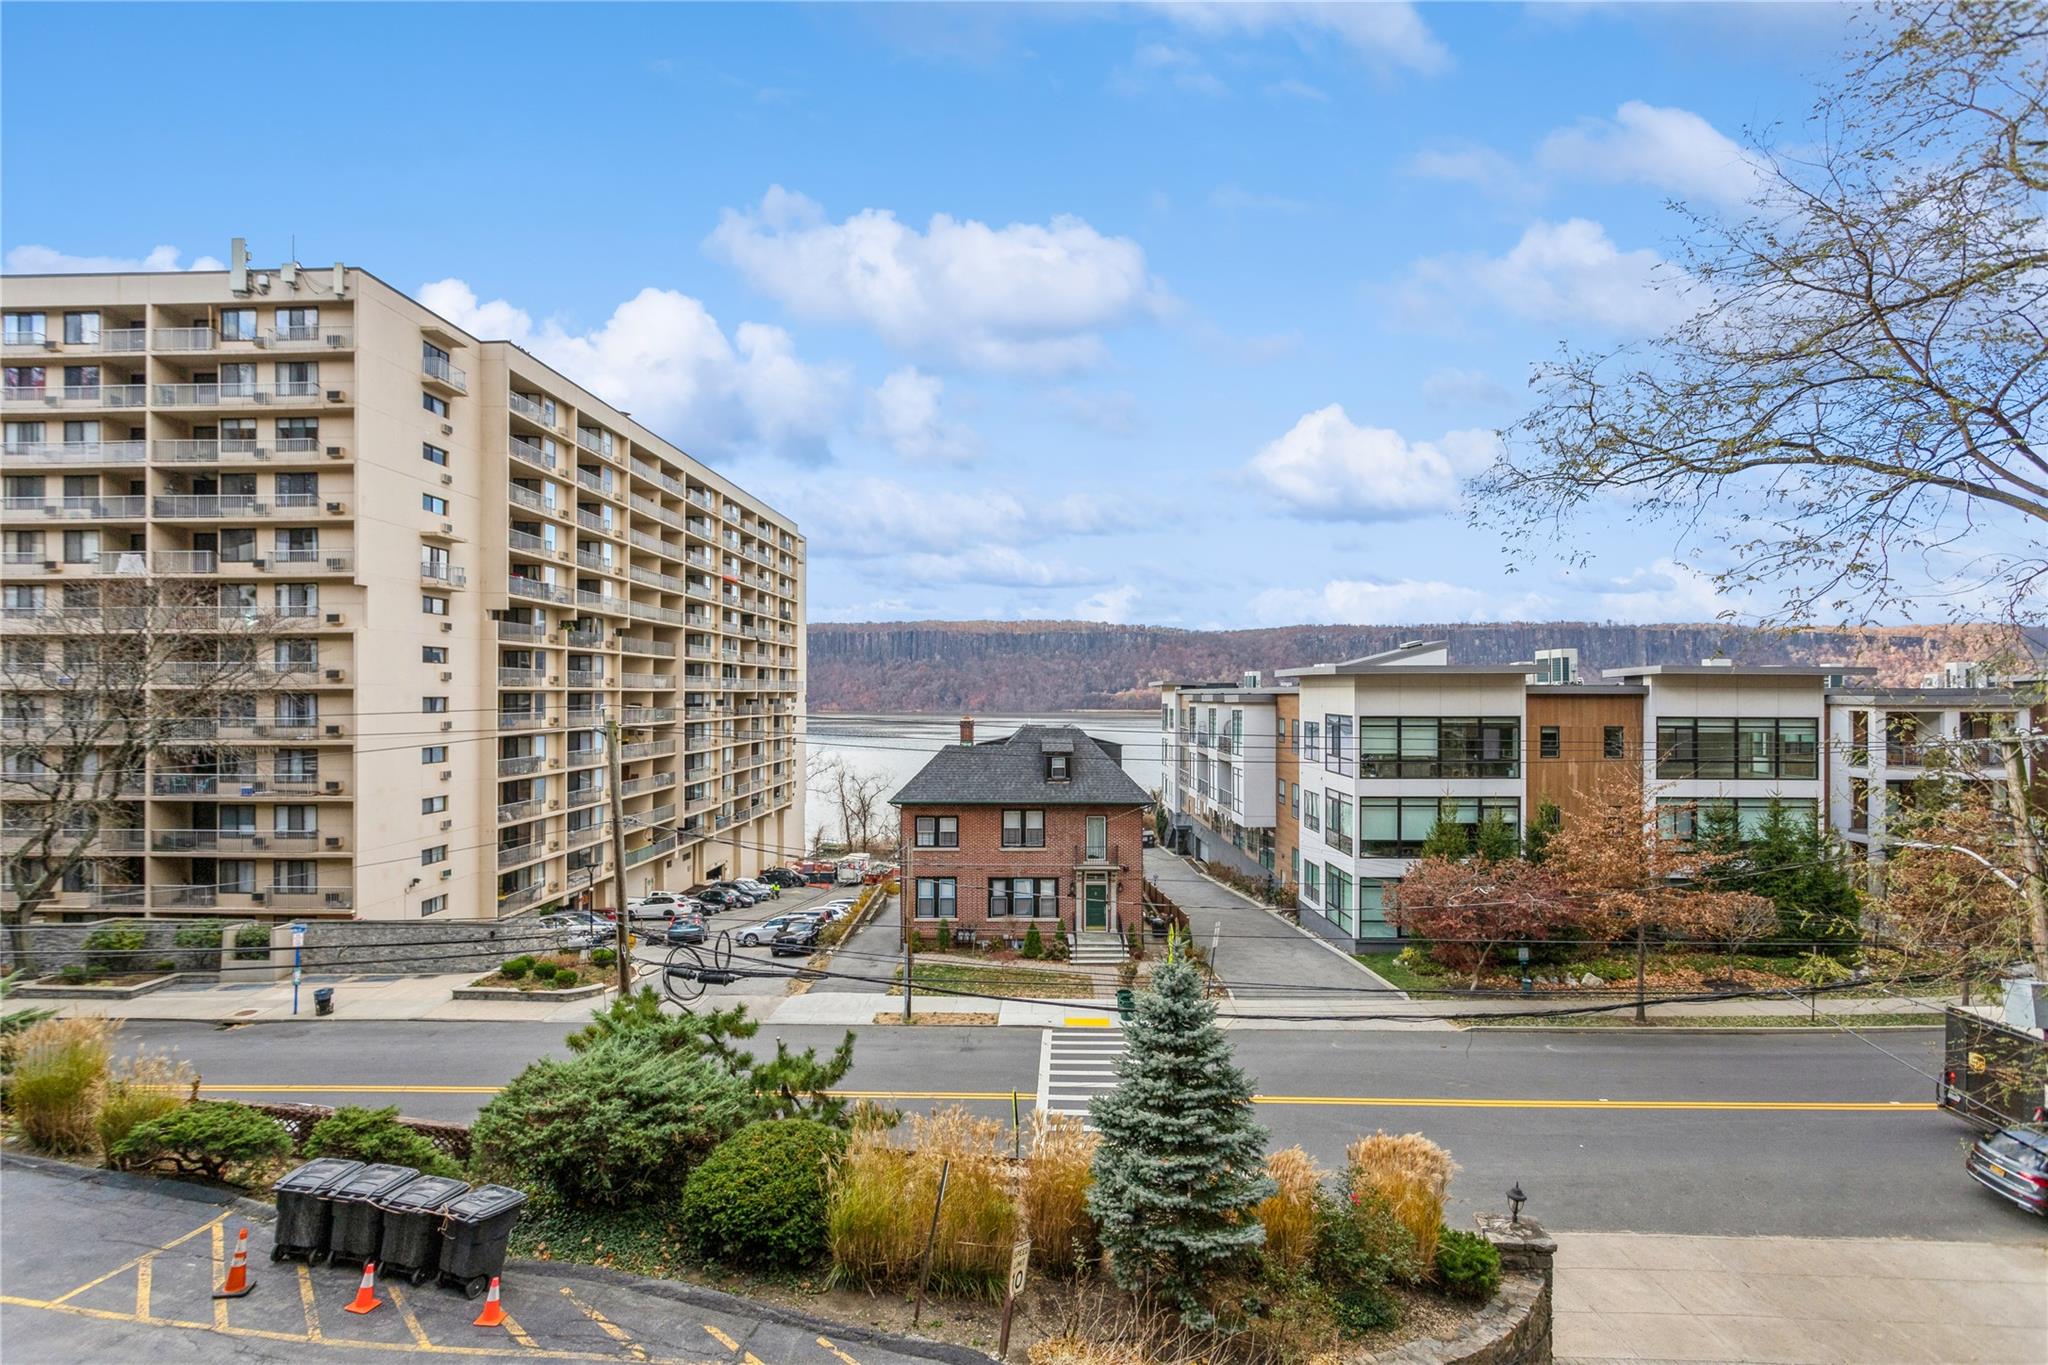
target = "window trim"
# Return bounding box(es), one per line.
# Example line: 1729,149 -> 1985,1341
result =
1000,808 -> 1046,849
914,814 -> 959,849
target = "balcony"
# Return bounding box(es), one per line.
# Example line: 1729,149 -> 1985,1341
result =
619,772 -> 676,797
620,739 -> 676,760
3,440 -> 146,466
498,710 -> 553,731
509,438 -> 556,472
566,747 -> 604,769
420,562 -> 468,588
151,829 -> 345,853
497,617 -> 550,641
152,327 -> 217,352
272,325 -> 354,351
507,577 -> 574,605
423,353 -> 467,394
498,840 -> 546,869
626,833 -> 678,866
497,881 -> 546,914
568,824 -> 606,849
3,383 -> 148,408
620,637 -> 677,657
152,493 -> 329,519
621,672 -> 672,690
497,754 -> 544,777
508,393 -> 557,426
1,496 -> 147,520
624,706 -> 676,725
566,785 -> 604,810
498,665 -> 548,686
151,382 -> 340,408
497,798 -> 546,824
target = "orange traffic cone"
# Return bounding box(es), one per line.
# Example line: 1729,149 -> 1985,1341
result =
212,1226 -> 256,1299
472,1276 -> 506,1328
343,1261 -> 382,1315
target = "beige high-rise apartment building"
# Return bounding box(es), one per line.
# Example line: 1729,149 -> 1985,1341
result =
2,246 -> 805,923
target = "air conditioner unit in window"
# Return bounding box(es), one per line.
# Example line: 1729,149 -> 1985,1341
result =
326,390 -> 344,403
440,621 -> 453,633
547,841 -> 560,852
325,501 -> 343,513
253,392 -> 271,404
439,671 -> 452,683
325,612 -> 342,624
440,522 -> 454,536
252,335 -> 268,348
42,560 -> 56,571
252,558 -> 267,569
324,724 -> 342,736
324,781 -> 342,794
548,800 -> 561,811
439,819 -> 453,831
440,423 -> 453,436
325,446 -> 343,459
252,724 -> 271,737
324,668 -> 342,681
547,676 -> 560,686
251,836 -> 267,849
440,769 -> 452,781
440,720 -> 453,732
440,473 -> 452,486
326,335 -> 346,348
325,558 -> 346,571
324,836 -> 341,849
251,891 -> 266,903
440,868 -> 452,880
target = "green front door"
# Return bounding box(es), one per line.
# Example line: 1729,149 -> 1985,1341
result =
1084,881 -> 1108,931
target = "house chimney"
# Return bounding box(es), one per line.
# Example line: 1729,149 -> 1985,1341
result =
959,716 -> 974,745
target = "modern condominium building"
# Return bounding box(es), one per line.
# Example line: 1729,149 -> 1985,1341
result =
2,245 -> 805,924
1161,643 -> 1855,950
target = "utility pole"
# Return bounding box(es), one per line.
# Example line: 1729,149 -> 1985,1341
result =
1996,724 -> 2048,981
606,717 -> 633,999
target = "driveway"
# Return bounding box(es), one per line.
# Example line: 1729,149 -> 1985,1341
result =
0,1157 -> 980,1365
1143,848 -> 1398,1001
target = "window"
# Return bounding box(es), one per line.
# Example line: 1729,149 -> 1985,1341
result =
1657,718 -> 1818,780
274,805 -> 316,835
1323,714 -> 1354,776
3,313 -> 46,345
421,646 -> 447,664
1086,814 -> 1108,860
422,493 -> 448,515
420,894 -> 448,917
421,746 -> 447,764
421,795 -> 447,815
277,750 -> 318,783
1658,797 -> 1819,842
421,595 -> 448,616
219,309 -> 258,341
990,876 -> 1059,917
1303,792 -> 1320,833
422,696 -> 449,714
1001,808 -> 1045,848
1604,725 -> 1626,759
422,392 -> 449,417
1046,752 -> 1070,781
914,815 -> 958,848
1290,782 -> 1300,817
1540,726 -> 1561,758
1325,865 -> 1353,929
915,877 -> 957,919
422,845 -> 448,866
422,443 -> 448,466
1302,720 -> 1319,760
1359,717 -> 1521,778
1359,797 -> 1521,857
1302,861 -> 1321,905
277,306 -> 319,341
1324,793 -> 1353,855
63,312 -> 101,345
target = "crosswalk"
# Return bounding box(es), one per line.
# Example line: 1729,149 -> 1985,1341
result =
1036,1025 -> 1126,1122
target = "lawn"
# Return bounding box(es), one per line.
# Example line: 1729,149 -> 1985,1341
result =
894,962 -> 1099,1000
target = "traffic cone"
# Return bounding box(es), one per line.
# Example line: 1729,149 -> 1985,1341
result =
212,1226 -> 256,1299
472,1276 -> 506,1328
342,1261 -> 382,1315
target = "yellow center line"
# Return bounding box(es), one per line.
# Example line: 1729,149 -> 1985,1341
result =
705,1325 -> 742,1352
296,1262 -> 325,1341
560,1285 -> 649,1361
193,1082 -> 1939,1112
817,1335 -> 862,1365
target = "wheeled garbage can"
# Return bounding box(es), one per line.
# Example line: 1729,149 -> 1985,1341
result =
437,1184 -> 529,1298
271,1158 -> 365,1264
375,1175 -> 470,1286
325,1164 -> 421,1267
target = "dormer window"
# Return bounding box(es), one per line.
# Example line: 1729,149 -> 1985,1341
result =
1046,753 -> 1070,782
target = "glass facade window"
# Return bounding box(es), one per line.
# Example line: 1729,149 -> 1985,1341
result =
1657,718 -> 1818,780
1359,797 -> 1521,856
914,815 -> 958,848
915,877 -> 957,919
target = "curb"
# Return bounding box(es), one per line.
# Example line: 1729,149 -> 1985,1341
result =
1,1149 -> 276,1223
1165,854 -> 1409,999
1458,1023 -> 1947,1035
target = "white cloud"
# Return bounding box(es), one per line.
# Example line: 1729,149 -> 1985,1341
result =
418,277 -> 847,462
1076,585 -> 1141,623
865,367 -> 979,463
797,477 -> 1138,559
1420,367 -> 1516,413
1246,405 -> 1500,521
1109,42 -> 1230,97
1265,77 -> 1330,102
1593,557 -> 1737,622
5,244 -> 225,273
1408,144 -> 1540,201
1403,218 -> 1696,336
1536,101 -> 1765,210
1155,2 -> 1449,75
1253,577 -> 1555,625
1210,184 -> 1311,214
897,546 -> 1104,589
704,186 -> 1171,372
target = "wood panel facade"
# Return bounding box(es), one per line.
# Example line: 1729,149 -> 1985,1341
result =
1523,690 -> 1645,818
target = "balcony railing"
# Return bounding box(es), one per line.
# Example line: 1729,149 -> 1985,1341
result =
508,577 -> 574,605
152,327 -> 217,351
3,440 -> 146,464
1,496 -> 147,519
152,493 -> 326,518
422,354 -> 468,392
497,754 -> 543,777
509,393 -> 556,425
498,710 -> 552,731
498,665 -> 547,686
498,840 -> 545,869
497,618 -> 550,640
420,563 -> 467,587
497,881 -> 546,914
620,638 -> 677,657
620,739 -> 676,760
497,798 -> 546,823
566,786 -> 605,810
509,438 -> 555,471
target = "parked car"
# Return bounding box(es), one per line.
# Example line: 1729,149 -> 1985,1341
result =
1966,1124 -> 2048,1216
735,877 -> 780,901
539,910 -> 615,945
694,887 -> 745,913
771,921 -> 822,957
715,881 -> 766,907
1141,829 -> 1157,848
738,914 -> 815,948
759,868 -> 805,889
626,890 -> 693,920
664,913 -> 708,946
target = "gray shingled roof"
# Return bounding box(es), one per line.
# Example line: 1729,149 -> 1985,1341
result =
891,725 -> 1151,808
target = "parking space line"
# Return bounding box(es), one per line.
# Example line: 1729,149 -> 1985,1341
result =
499,1306 -> 541,1350
296,1263 -> 325,1341
817,1334 -> 861,1365
210,1222 -> 230,1329
47,1209 -> 227,1305
561,1284 -> 649,1361
703,1323 -> 770,1365
388,1284 -> 435,1350
135,1253 -> 155,1321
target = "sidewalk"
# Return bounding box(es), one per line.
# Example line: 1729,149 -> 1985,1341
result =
1552,1230 -> 2046,1363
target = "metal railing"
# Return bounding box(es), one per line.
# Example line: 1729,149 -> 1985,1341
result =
3,440 -> 146,464
422,354 -> 467,391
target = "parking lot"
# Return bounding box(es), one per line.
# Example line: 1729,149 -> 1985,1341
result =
0,1158 -> 975,1365
626,881 -> 886,996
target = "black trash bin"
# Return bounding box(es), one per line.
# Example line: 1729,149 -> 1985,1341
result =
325,1164 -> 421,1267
437,1184 -> 528,1298
271,1157 -> 365,1264
313,986 -> 334,1016
375,1175 -> 469,1286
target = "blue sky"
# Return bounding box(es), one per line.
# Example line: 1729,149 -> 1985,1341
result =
2,1 -> 1872,628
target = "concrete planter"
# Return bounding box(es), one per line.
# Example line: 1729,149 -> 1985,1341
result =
12,972 -> 186,1000
451,981 -> 609,1003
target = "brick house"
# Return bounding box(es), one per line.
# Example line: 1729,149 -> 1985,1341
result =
892,720 -> 1151,948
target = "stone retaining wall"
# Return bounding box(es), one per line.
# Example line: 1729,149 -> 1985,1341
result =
6,916 -> 568,978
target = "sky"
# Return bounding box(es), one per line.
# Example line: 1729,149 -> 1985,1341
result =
1,1 -> 1884,629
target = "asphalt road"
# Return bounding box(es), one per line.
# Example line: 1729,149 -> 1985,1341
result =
627,882 -> 901,997
115,1017 -> 2043,1244
1142,848 -> 1401,998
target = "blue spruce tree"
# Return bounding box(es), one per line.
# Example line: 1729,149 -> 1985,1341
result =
1087,954 -> 1273,1322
